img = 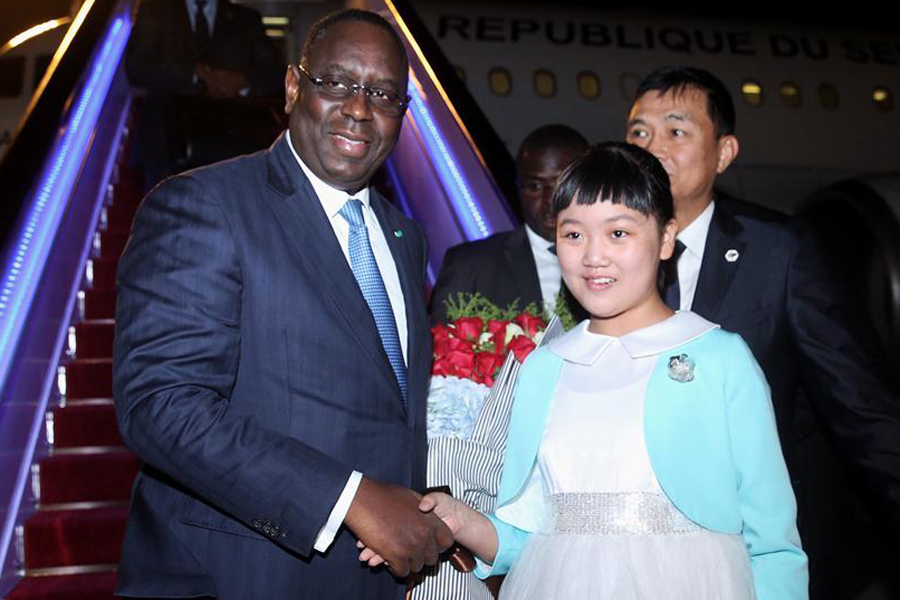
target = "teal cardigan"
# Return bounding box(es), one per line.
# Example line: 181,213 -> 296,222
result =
477,327 -> 808,600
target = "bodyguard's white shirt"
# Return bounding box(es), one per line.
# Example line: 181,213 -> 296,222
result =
287,131 -> 408,551
525,224 -> 562,314
675,200 -> 715,311
184,0 -> 217,33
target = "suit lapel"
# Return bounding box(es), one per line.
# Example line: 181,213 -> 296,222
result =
691,200 -> 746,320
503,227 -> 543,309
263,135 -> 404,406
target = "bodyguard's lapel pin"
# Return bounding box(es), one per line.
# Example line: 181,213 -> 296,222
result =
725,249 -> 739,263
394,229 -> 403,238
668,354 -> 695,382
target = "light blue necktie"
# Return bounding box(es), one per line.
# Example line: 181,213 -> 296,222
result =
339,199 -> 407,403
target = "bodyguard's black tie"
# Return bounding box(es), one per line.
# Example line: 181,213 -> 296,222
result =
194,0 -> 209,42
663,240 -> 686,311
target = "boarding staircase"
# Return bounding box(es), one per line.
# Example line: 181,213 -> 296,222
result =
4,155 -> 143,600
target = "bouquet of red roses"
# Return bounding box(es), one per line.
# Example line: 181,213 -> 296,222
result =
426,294 -> 546,439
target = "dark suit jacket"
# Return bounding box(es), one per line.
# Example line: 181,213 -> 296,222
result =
692,196 -> 900,596
430,226 -> 543,323
113,134 -> 431,599
125,0 -> 282,96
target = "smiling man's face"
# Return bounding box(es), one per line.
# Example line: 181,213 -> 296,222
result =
285,20 -> 407,194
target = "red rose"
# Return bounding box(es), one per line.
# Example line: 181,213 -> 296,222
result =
476,351 -> 506,380
514,313 -> 546,338
452,317 -> 484,342
446,345 -> 476,378
432,356 -> 454,376
487,319 -> 508,353
431,323 -> 453,343
507,335 -> 537,363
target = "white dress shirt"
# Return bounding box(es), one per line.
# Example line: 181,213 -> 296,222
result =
675,200 -> 715,311
287,131 -> 408,552
184,0 -> 217,34
525,225 -> 562,314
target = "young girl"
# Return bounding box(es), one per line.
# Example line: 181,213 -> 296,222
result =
363,142 -> 808,599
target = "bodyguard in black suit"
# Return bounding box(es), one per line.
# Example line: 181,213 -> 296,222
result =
126,0 -> 284,188
626,66 -> 900,600
430,125 -> 588,322
114,11 -> 451,599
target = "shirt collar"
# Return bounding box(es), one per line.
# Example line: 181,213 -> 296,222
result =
548,311 -> 719,365
677,199 -> 715,260
524,224 -> 554,256
285,130 -> 370,218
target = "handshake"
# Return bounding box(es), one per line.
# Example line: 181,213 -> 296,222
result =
345,478 -> 478,578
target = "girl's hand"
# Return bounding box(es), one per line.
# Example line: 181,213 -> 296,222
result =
356,540 -> 388,567
418,492 -> 474,538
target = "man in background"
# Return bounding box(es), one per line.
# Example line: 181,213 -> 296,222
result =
430,124 -> 588,322
126,0 -> 284,188
626,65 -> 900,599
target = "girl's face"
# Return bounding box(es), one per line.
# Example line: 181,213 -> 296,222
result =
556,198 -> 677,337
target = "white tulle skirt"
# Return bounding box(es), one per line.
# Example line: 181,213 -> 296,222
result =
499,494 -> 756,600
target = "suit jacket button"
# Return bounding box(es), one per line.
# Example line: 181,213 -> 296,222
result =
252,518 -> 263,529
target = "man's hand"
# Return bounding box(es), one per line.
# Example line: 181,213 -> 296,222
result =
344,477 -> 454,577
196,64 -> 249,98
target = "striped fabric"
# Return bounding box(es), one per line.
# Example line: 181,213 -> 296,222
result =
410,316 -> 567,600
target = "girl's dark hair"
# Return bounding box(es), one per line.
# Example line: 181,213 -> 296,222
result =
550,142 -> 674,228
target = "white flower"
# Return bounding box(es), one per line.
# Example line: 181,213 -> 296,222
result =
504,323 -> 525,345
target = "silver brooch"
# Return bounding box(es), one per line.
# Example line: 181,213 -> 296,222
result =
668,354 -> 695,382
725,249 -> 740,263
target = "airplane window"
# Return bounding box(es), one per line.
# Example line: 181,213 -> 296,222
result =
577,71 -> 601,100
818,83 -> 839,110
453,65 -> 466,84
741,80 -> 764,107
533,69 -> 556,98
873,87 -> 893,112
488,67 -> 512,97
0,56 -> 26,98
779,82 -> 801,108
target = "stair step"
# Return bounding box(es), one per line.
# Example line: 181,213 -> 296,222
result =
52,401 -> 121,448
23,506 -> 128,569
112,168 -> 144,206
61,360 -> 113,400
101,202 -> 138,232
69,321 -> 115,360
93,229 -> 130,260
86,258 -> 117,293
78,290 -> 117,320
38,452 -> 139,505
6,570 -> 118,600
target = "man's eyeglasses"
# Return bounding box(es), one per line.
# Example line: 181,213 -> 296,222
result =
298,65 -> 410,117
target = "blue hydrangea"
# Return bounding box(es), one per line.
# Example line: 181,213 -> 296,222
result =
426,375 -> 490,439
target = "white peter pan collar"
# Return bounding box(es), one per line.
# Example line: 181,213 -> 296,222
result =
548,311 -> 719,365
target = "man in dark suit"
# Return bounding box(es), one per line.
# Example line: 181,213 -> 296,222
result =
430,125 -> 588,322
626,65 -> 900,600
126,0 -> 284,188
114,10 -> 451,599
